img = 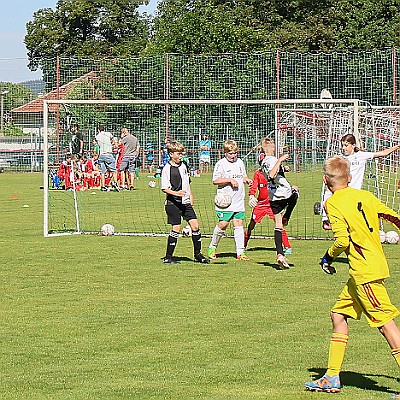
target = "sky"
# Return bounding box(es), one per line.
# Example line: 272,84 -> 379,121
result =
0,0 -> 158,83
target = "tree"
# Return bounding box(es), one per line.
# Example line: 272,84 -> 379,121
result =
147,0 -> 400,54
0,82 -> 33,135
25,0 -> 151,71
0,82 -> 33,112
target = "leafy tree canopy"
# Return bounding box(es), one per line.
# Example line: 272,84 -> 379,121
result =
25,0 -> 150,71
25,0 -> 400,70
0,82 -> 33,111
146,0 -> 400,53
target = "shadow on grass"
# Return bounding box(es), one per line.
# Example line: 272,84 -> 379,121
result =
164,256 -> 229,264
307,368 -> 399,395
246,246 -> 276,252
211,252 -> 237,264
259,260 -> 294,270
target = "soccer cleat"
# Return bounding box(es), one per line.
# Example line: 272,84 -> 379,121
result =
276,254 -> 290,269
194,253 -> 210,264
391,394 -> 400,399
322,220 -> 332,230
207,248 -> 217,260
129,186 -> 136,191
111,182 -> 120,192
284,247 -> 293,255
101,186 -> 110,192
237,253 -> 250,261
304,374 -> 341,393
162,257 -> 180,264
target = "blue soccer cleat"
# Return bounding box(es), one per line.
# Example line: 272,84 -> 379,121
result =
284,247 -> 293,255
305,374 -> 341,393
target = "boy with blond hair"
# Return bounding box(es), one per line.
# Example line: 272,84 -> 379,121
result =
208,140 -> 252,261
260,138 -> 298,269
305,155 -> 400,396
161,140 -> 209,264
245,153 -> 292,254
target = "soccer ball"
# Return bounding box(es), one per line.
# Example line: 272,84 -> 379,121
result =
214,192 -> 232,209
182,224 -> 192,237
379,230 -> 386,244
101,223 -> 115,236
385,230 -> 399,244
148,180 -> 156,188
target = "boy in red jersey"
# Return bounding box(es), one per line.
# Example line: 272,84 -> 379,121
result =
57,153 -> 74,190
245,156 -> 292,254
85,152 -> 101,188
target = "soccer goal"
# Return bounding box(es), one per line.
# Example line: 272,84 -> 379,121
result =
42,98 -> 386,239
276,104 -> 400,225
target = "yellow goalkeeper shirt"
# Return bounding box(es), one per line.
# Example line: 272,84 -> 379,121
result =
325,187 -> 400,285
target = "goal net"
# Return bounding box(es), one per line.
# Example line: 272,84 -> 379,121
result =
276,104 -> 400,230
43,98 -> 399,240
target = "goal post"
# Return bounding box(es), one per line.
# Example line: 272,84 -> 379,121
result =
43,98 -> 381,239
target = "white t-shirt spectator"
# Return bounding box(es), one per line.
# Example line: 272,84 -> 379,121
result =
96,130 -> 114,154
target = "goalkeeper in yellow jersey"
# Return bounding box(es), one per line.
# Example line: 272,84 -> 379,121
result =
305,155 -> 400,397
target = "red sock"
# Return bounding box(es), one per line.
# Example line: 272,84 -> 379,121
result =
282,229 -> 291,248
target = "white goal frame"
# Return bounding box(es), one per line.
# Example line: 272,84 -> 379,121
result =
43,98 -> 359,237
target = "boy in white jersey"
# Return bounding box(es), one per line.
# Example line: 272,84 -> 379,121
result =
321,133 -> 400,230
208,140 -> 252,261
260,138 -> 298,269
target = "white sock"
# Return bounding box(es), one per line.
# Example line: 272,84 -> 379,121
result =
209,226 -> 225,249
234,225 -> 245,256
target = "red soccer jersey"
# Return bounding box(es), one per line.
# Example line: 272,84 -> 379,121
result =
86,158 -> 95,174
116,143 -> 124,169
249,169 -> 269,201
57,161 -> 73,189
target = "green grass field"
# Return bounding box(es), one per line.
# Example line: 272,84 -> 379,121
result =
47,168 -> 332,239
1,173 -> 399,399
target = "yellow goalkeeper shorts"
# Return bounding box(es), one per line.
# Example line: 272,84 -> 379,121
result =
331,278 -> 400,328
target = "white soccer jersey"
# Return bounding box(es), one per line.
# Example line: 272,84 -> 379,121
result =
345,151 -> 374,190
261,155 -> 292,201
212,157 -> 247,212
161,162 -> 191,204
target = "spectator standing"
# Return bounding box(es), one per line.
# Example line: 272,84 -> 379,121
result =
95,125 -> 120,192
119,128 -> 140,190
199,134 -> 211,173
145,141 -> 155,173
70,124 -> 84,158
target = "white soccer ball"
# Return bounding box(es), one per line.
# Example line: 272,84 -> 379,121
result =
148,180 -> 156,188
182,224 -> 192,237
101,223 -> 115,236
379,230 -> 386,244
385,230 -> 399,244
214,192 -> 232,209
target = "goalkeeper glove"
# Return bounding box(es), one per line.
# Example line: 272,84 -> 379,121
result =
320,251 -> 336,274
249,195 -> 258,208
